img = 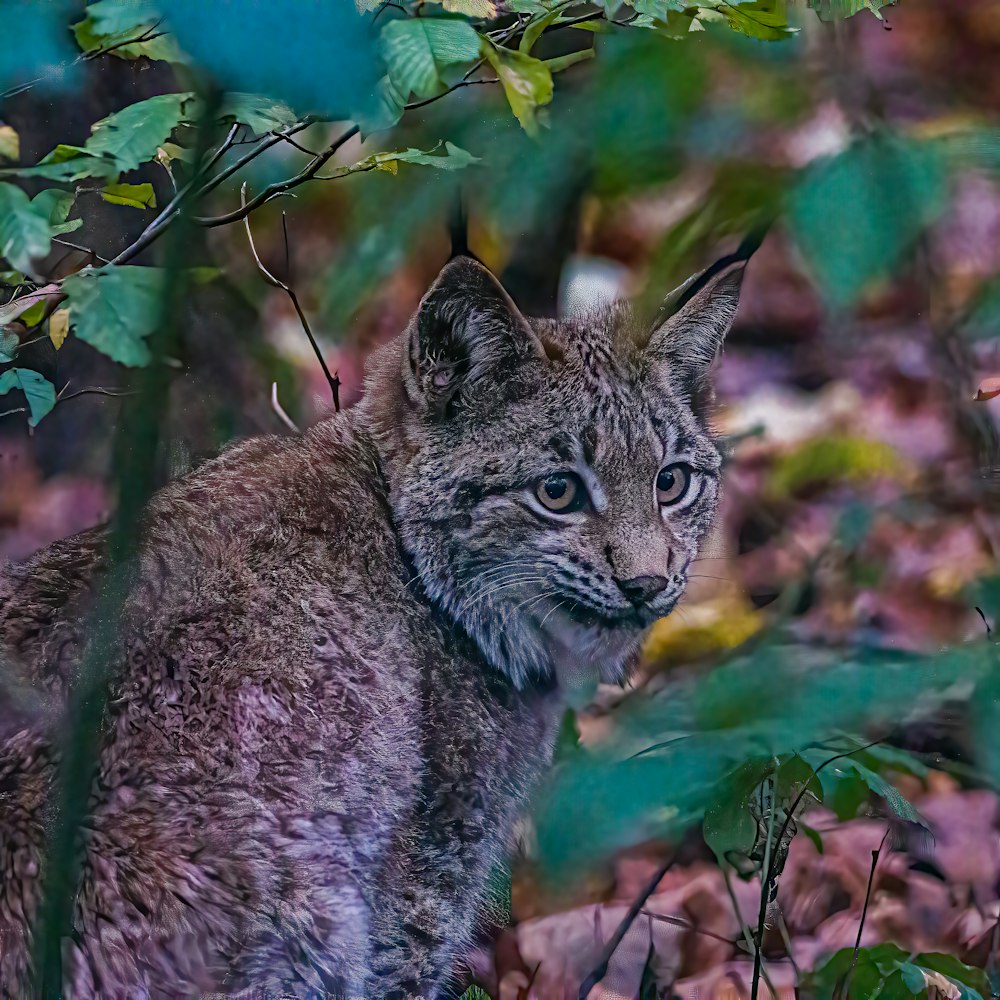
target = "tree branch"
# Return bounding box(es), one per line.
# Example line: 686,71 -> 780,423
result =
241,187 -> 340,410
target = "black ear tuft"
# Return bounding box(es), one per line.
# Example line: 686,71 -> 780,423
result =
406,257 -> 546,416
644,237 -> 758,411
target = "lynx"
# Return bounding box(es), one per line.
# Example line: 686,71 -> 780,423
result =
0,253 -> 746,998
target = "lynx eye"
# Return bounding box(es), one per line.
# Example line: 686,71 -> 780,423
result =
656,463 -> 692,506
535,473 -> 585,513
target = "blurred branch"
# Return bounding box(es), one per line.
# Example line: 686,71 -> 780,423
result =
241,186 -> 340,410
33,89 -> 226,998
835,829 -> 889,1000
0,23 -> 168,101
578,854 -> 676,1000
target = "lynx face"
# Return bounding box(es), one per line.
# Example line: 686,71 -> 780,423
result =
368,256 -> 745,689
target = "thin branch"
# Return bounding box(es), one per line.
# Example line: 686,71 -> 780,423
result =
50,238 -> 110,265
722,865 -> 781,1000
750,775 -> 778,1000
270,382 -> 300,433
198,125 -> 360,228
578,854 -> 675,1000
403,77 -> 498,112
57,384 -> 133,402
0,25 -> 168,100
836,829 -> 890,1000
241,188 -> 340,410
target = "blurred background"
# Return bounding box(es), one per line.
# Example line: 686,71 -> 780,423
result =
2,1 -> 1000,997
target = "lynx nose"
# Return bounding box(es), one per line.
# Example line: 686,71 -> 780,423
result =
616,574 -> 669,606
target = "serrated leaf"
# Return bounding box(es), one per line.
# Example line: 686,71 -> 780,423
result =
87,93 -> 196,172
0,329 -> 18,363
481,40 -> 553,137
101,182 -> 157,209
62,265 -> 163,366
219,94 -> 297,135
0,367 -> 56,426
439,0 -> 499,15
722,0 -> 796,40
3,90 -> 193,183
48,308 -> 69,350
808,0 -> 895,20
0,182 -> 54,272
380,17 -> 481,100
326,141 -> 481,178
0,126 -> 19,163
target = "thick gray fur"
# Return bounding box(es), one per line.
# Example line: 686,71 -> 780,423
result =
0,255 -> 744,998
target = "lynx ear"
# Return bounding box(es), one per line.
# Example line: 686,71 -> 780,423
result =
405,256 -> 546,416
644,252 -> 748,410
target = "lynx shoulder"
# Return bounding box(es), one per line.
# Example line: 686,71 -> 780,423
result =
0,254 -> 746,998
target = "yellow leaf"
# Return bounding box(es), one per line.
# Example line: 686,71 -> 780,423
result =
49,308 -> 70,350
0,124 -> 18,162
644,595 -> 762,669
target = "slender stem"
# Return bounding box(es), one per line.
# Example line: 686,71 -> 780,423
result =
240,189 -> 340,409
197,125 -> 360,228
836,830 -> 889,1000
750,776 -> 778,1000
578,854 -> 675,1000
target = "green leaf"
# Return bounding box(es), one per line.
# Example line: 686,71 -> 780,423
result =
381,17 -> 481,100
326,142 -> 481,179
30,189 -> 82,236
101,182 -> 157,210
722,0 -> 796,40
519,5 -> 564,54
703,761 -> 770,862
0,182 -> 54,272
804,751 -> 929,827
72,0 -> 185,63
808,0 -> 896,20
789,133 -> 948,307
87,93 -> 196,172
164,1 -> 381,120
0,125 -> 19,163
4,93 -> 194,183
2,144 -> 118,183
481,41 -> 554,137
0,367 -> 56,426
219,93 -> 297,135
62,265 -> 164,366
0,329 -> 19,363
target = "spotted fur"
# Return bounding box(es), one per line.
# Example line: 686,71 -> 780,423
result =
0,255 -> 744,998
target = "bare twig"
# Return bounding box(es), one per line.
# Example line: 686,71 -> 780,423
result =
241,188 -> 340,410
836,829 -> 890,1000
270,382 -> 300,433
0,24 -> 168,100
50,238 -> 110,265
721,868 -> 781,1000
750,775 -> 778,1000
56,383 -> 133,401
578,854 -> 675,1000
198,125 -> 360,228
